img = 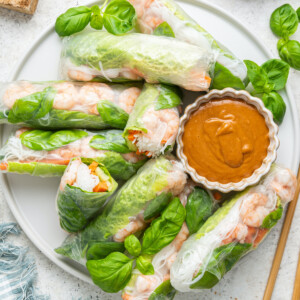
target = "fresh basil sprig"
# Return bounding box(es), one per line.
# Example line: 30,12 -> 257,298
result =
55,0 -> 136,37
244,59 -> 289,124
136,255 -> 155,275
124,235 -> 141,257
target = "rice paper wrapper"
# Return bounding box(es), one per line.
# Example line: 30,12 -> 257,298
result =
0,81 -> 142,129
55,156 -> 187,263
60,31 -> 214,92
170,164 -> 297,292
56,158 -> 118,233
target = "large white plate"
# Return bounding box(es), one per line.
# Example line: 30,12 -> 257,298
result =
1,0 -> 299,299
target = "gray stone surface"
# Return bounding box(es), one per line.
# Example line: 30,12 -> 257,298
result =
0,0 -> 299,299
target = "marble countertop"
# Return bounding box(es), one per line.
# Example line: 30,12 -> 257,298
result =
0,0 -> 299,299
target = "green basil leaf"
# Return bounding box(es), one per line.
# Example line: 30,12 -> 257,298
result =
261,59 -> 290,90
86,242 -> 125,260
55,6 -> 92,37
86,252 -> 133,293
153,22 -> 175,38
20,129 -> 88,151
244,60 -> 273,93
141,198 -> 186,255
89,129 -> 131,153
91,5 -> 101,15
136,255 -> 155,275
149,280 -> 176,300
103,0 -> 136,35
278,39 -> 300,70
211,62 -> 245,90
124,235 -> 141,257
261,205 -> 283,229
90,14 -> 103,30
97,100 -> 129,129
155,84 -> 182,111
143,192 -> 172,221
8,87 -> 55,124
186,187 -> 214,234
262,91 -> 286,124
270,4 -> 298,38
297,7 -> 300,21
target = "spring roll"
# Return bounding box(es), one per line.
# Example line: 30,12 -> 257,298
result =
129,0 -> 248,89
60,31 -> 214,92
0,128 -> 146,180
0,81 -> 142,129
123,84 -> 181,157
55,156 -> 187,263
57,158 -> 118,233
170,165 -> 296,292
122,181 -> 216,300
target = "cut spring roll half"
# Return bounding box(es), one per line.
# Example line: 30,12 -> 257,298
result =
55,156 -> 187,263
123,84 -> 180,157
129,0 -> 248,89
0,128 -> 146,179
57,158 -> 118,233
122,181 -> 216,300
60,31 -> 214,91
170,165 -> 296,292
0,81 -> 142,129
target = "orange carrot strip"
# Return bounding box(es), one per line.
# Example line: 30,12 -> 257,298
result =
213,191 -> 222,201
93,181 -> 108,193
89,161 -> 99,173
253,228 -> 269,248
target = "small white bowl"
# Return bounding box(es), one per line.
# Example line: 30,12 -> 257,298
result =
176,88 -> 279,193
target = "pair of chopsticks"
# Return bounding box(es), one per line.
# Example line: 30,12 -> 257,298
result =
263,165 -> 300,300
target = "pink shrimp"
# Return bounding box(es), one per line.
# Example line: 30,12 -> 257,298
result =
118,87 -> 141,114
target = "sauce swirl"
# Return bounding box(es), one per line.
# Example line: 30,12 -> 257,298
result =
182,98 -> 270,183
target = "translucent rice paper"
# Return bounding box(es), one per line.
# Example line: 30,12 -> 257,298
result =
123,84 -> 180,157
0,81 -> 142,129
55,156 -> 187,263
129,0 -> 248,87
56,157 -> 118,233
59,31 -> 214,91
170,165 -> 296,292
0,128 -> 146,179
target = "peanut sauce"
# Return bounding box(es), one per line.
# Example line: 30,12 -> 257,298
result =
182,98 -> 270,183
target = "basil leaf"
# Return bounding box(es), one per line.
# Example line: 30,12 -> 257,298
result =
186,187 -> 214,234
141,198 -> 186,255
261,59 -> 290,90
90,14 -> 103,30
97,100 -> 129,129
143,192 -> 172,221
91,5 -> 100,15
244,60 -> 274,93
136,255 -> 155,275
153,22 -> 175,38
278,39 -> 300,71
20,129 -> 88,151
89,129 -> 131,153
211,62 -> 245,90
8,87 -> 55,124
297,7 -> 300,21
55,6 -> 92,37
149,280 -> 176,300
262,92 -> 286,124
262,205 -> 283,229
155,84 -> 182,111
124,235 -> 141,257
270,4 -> 298,38
103,0 -> 136,35
86,252 -> 133,293
86,242 -> 125,260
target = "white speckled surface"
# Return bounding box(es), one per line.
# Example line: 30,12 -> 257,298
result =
0,0 -> 299,299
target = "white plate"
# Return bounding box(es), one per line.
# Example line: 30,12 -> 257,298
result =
1,0 -> 299,298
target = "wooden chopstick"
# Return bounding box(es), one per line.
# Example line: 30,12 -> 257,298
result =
263,165 -> 300,300
292,252 -> 300,300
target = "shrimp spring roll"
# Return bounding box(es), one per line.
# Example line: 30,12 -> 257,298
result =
60,31 -> 214,91
55,156 -> 187,263
0,81 -> 141,129
57,158 -> 118,233
0,128 -> 146,180
123,84 -> 180,157
129,0 -> 248,89
170,165 -> 296,292
122,182 -> 216,300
